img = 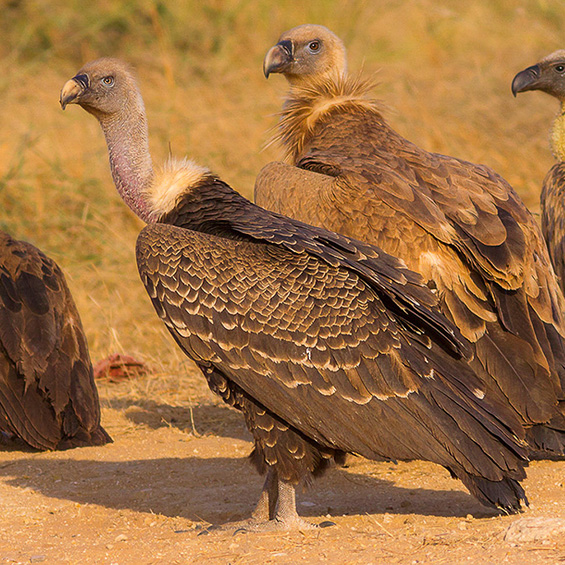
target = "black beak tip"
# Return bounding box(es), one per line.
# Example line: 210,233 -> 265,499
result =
263,40 -> 294,79
511,65 -> 541,97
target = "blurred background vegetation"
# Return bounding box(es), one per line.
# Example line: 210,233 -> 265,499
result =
0,0 -> 562,384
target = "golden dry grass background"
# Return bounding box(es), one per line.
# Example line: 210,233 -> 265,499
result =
0,0 -> 563,392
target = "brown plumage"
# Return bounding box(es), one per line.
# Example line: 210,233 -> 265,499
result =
512,50 -> 565,295
259,25 -> 565,457
61,58 -> 531,527
0,231 -> 111,450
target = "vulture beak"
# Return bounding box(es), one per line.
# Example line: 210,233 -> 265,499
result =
59,74 -> 90,109
511,64 -> 541,97
263,40 -> 294,78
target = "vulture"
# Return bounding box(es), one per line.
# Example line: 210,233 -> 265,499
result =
512,50 -> 565,295
60,58 -> 531,528
0,231 -> 111,450
258,24 -> 565,458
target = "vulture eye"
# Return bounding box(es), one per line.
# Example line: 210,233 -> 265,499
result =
101,76 -> 115,86
307,41 -> 321,53
554,65 -> 565,73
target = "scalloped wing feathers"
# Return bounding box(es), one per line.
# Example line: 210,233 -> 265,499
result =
136,223 -> 527,486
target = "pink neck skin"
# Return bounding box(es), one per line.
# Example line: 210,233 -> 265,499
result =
96,95 -> 157,223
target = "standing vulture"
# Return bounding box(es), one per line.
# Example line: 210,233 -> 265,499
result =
59,59 -> 531,527
512,50 -> 565,295
258,24 -> 565,457
0,231 -> 111,450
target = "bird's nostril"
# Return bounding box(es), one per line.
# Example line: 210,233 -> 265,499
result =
73,74 -> 90,89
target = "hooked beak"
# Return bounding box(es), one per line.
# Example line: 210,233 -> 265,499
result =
263,40 -> 294,78
511,64 -> 541,97
59,73 -> 89,109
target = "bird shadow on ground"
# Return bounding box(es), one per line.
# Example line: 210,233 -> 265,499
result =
105,397 -> 252,441
0,455 -> 493,523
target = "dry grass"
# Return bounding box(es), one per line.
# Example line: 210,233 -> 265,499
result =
0,0 -> 563,389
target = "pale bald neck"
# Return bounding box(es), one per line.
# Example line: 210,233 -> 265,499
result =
287,68 -> 346,90
96,97 -> 156,223
550,101 -> 565,163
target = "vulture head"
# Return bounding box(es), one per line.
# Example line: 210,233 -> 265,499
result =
61,58 -> 155,223
512,50 -> 565,101
263,24 -> 347,86
60,58 -> 142,118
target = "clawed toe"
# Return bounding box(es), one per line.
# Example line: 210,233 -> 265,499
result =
198,516 -> 336,535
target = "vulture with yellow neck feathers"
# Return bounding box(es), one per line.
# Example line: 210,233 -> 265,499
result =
60,58 -> 531,527
258,24 -> 565,457
512,50 -> 565,295
0,231 -> 111,450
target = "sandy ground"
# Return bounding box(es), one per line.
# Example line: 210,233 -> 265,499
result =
1,374 -> 564,565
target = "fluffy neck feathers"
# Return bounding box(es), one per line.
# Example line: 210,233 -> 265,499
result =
148,158 -> 213,218
272,74 -> 382,162
550,102 -> 565,162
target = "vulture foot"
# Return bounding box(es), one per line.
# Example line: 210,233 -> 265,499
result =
198,474 -> 335,534
236,477 -> 335,532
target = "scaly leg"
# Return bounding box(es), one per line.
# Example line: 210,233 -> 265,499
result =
271,478 -> 317,530
251,468 -> 278,521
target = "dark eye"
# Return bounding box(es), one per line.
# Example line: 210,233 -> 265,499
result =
307,41 -> 320,53
554,65 -> 565,73
101,76 -> 115,86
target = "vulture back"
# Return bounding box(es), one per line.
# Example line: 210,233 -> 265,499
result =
258,27 -> 565,457
0,231 -> 111,450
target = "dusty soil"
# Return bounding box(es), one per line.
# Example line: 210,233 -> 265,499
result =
1,373 -> 564,565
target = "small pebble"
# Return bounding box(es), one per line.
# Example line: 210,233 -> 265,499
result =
114,534 -> 128,542
30,556 -> 46,563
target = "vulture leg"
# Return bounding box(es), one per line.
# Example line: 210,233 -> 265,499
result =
238,477 -> 318,532
251,468 -> 278,521
273,479 -> 315,529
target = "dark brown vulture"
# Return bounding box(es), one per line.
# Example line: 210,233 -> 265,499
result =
60,58 -> 531,529
512,50 -> 565,295
0,231 -> 111,450
259,24 -> 565,458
